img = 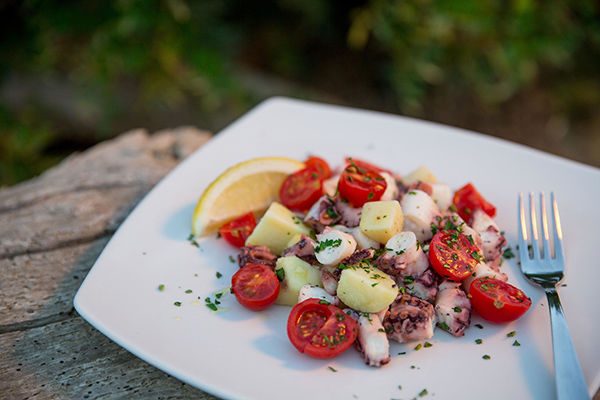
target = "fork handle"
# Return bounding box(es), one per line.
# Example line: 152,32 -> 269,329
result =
545,288 -> 590,400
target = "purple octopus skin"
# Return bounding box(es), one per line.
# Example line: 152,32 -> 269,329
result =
471,209 -> 506,271
303,195 -> 341,232
238,245 -> 277,269
334,197 -> 362,227
320,268 -> 338,296
434,280 -> 472,337
376,249 -> 429,280
341,248 -> 375,266
404,268 -> 439,303
384,293 -> 435,343
282,234 -> 319,265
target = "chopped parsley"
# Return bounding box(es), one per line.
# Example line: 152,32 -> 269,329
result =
414,344 -> 422,351
185,289 -> 192,294
328,366 -> 337,372
398,351 -> 406,355
513,340 -> 521,347
228,255 -> 235,263
475,339 -> 483,344
503,246 -> 515,259
403,276 -> 415,284
453,306 -> 462,312
482,354 -> 491,360
314,238 -> 342,253
174,301 -> 182,307
216,271 -> 223,278
275,268 -> 285,282
187,233 -> 199,248
436,322 -> 450,331
408,191 -> 417,195
418,388 -> 428,397
367,192 -> 374,200
424,342 -> 432,348
507,330 -> 516,337
158,284 -> 165,292
475,323 -> 484,329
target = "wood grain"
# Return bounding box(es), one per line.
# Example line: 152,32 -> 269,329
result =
0,127 -> 216,399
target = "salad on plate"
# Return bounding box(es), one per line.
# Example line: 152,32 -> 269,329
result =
194,155 -> 531,367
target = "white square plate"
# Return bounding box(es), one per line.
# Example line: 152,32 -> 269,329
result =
74,97 -> 600,400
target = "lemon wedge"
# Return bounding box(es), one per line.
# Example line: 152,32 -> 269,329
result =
192,157 -> 305,236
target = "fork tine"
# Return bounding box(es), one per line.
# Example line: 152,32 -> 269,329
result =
518,193 -> 530,262
551,192 -> 565,264
540,193 -> 552,260
529,192 -> 541,259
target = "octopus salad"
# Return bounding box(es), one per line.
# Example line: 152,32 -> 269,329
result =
214,156 -> 532,367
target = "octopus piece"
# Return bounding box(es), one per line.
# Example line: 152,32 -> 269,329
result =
323,174 -> 341,197
400,189 -> 440,242
404,268 -> 438,303
314,227 -> 357,266
282,234 -> 318,265
332,225 -> 380,250
430,183 -> 453,211
383,293 -> 436,343
297,285 -> 339,306
471,209 -> 506,270
380,172 -> 400,201
341,248 -> 375,266
320,268 -> 339,295
238,245 -> 277,269
334,197 -> 362,227
346,310 -> 391,368
434,280 -> 472,337
376,232 -> 429,279
304,195 -> 341,232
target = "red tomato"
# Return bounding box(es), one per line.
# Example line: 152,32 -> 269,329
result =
305,156 -> 332,179
453,183 -> 496,223
470,277 -> 532,323
279,167 -> 323,212
344,157 -> 391,175
337,160 -> 387,207
219,212 -> 257,247
287,298 -> 358,358
231,263 -> 279,311
429,230 -> 481,281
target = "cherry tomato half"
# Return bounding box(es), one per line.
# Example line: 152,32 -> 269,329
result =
453,183 -> 496,223
279,167 -> 323,212
305,156 -> 332,179
287,298 -> 358,358
338,160 -> 387,207
219,212 -> 257,247
470,277 -> 532,323
429,230 -> 481,281
231,263 -> 279,311
344,157 -> 391,175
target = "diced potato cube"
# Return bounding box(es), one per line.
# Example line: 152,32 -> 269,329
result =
245,202 -> 311,255
359,200 -> 404,244
403,166 -> 438,184
274,256 -> 322,306
337,266 -> 398,312
286,233 -> 304,249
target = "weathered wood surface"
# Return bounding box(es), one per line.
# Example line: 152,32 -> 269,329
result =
0,127 -> 218,399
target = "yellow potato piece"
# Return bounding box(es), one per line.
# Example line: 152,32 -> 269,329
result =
274,256 -> 322,306
245,202 -> 311,255
336,266 -> 398,313
359,200 -> 404,244
403,165 -> 438,185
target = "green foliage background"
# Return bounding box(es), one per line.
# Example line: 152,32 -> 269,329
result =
1,0 -> 599,184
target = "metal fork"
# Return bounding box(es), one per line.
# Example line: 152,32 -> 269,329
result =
518,192 -> 590,400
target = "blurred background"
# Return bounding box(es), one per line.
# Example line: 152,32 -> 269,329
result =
1,0 -> 599,185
